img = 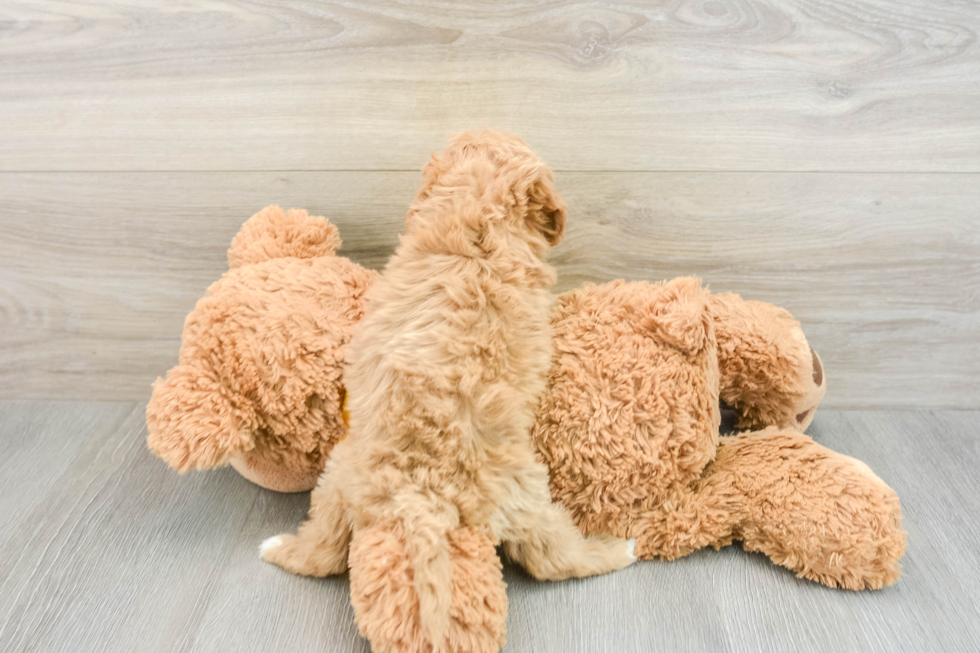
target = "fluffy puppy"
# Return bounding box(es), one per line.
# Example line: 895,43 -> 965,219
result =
261,131 -> 635,649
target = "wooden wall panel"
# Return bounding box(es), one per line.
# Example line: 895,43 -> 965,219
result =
1,0 -> 978,172
1,171 -> 976,407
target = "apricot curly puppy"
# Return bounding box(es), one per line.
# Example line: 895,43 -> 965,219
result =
261,131 -> 635,650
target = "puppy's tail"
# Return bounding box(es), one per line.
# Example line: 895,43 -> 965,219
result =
401,493 -> 455,652
349,511 -> 509,653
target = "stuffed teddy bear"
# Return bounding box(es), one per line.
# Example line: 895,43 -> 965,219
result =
147,206 -> 904,653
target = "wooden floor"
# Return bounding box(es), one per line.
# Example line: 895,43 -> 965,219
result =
0,402 -> 977,653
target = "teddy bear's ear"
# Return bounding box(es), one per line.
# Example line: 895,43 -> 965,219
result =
146,363 -> 253,472
227,205 -> 342,268
640,277 -> 712,355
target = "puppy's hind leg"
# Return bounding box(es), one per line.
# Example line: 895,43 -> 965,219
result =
261,472 -> 350,577
497,463 -> 635,581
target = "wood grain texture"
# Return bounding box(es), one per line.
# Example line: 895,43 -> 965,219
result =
1,403 -> 978,652
1,0 -> 979,172
0,401 -> 261,653
188,491 -> 369,653
2,171 -> 977,407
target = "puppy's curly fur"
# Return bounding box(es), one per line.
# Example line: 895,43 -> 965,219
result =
261,131 -> 635,651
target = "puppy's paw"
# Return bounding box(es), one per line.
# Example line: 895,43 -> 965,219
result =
588,535 -> 637,572
626,538 -> 637,563
614,537 -> 637,568
259,534 -> 291,563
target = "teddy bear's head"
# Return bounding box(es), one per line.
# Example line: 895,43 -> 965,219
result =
146,206 -> 376,492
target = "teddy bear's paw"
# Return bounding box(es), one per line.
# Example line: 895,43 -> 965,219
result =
146,364 -> 251,472
790,344 -> 826,432
733,431 -> 905,590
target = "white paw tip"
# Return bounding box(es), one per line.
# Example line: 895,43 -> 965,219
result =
260,535 -> 283,556
626,539 -> 637,562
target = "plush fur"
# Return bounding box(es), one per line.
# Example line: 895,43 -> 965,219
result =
533,277 -> 904,589
146,206 -> 375,492
710,293 -> 826,431
260,132 -> 635,653
145,221 -> 827,497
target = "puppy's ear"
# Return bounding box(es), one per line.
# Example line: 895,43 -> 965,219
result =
499,160 -> 567,247
524,167 -> 566,246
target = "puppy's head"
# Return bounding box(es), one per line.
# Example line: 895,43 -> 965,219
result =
406,131 -> 567,252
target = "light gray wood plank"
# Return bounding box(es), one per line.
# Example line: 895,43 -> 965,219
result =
1,404 -> 979,652
0,401 -> 261,653
504,554 -> 732,652
0,171 -> 413,403
1,1 -> 979,172
0,401 -> 133,553
188,491 -> 369,653
179,409 -> 980,653
565,173 -> 980,411
2,171 -> 977,408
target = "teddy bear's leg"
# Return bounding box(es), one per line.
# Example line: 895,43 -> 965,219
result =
707,428 -> 905,589
348,522 -> 507,653
624,481 -> 742,562
494,461 -> 635,580
709,292 -> 826,431
260,470 -> 350,577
